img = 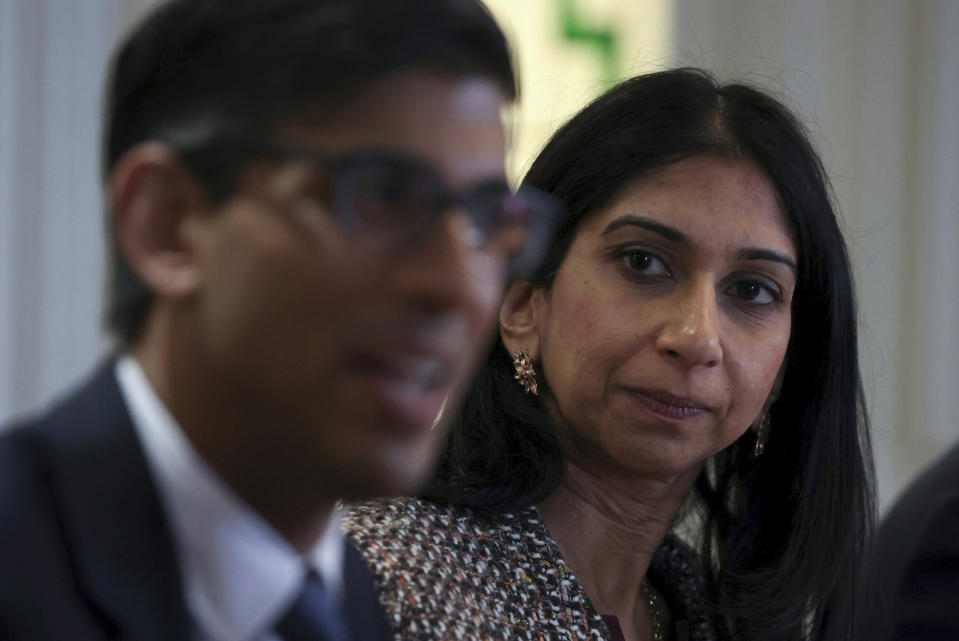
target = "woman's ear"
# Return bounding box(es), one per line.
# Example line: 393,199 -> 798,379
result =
110,141 -> 211,301
499,280 -> 544,360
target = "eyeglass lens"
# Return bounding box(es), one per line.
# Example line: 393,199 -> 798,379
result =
333,154 -> 560,276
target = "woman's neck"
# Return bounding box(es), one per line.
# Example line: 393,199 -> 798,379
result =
537,461 -> 699,639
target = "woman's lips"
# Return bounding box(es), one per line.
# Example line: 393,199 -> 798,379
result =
625,387 -> 712,422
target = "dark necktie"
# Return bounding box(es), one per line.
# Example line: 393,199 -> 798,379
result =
275,570 -> 351,641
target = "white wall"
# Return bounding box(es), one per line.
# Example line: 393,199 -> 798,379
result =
0,0 -> 120,423
1,0 -> 956,511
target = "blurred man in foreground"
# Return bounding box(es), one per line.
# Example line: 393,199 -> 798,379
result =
0,1 -> 559,639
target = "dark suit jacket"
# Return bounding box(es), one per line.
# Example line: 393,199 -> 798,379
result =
858,442 -> 959,641
0,362 -> 389,641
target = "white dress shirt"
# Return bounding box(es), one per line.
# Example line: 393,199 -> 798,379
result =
116,356 -> 345,641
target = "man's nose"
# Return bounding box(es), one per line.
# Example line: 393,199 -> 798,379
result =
654,277 -> 723,368
388,208 -> 507,317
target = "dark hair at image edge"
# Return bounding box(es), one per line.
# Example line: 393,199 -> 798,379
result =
103,0 -> 516,346
423,68 -> 875,641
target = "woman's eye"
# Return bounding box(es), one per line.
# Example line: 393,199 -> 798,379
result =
622,250 -> 670,278
729,280 -> 778,304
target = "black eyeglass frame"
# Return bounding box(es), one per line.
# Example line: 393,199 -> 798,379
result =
163,126 -> 565,278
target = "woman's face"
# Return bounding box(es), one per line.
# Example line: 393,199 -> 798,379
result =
509,155 -> 797,479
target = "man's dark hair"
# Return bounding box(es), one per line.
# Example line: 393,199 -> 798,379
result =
104,0 -> 516,345
424,68 -> 875,641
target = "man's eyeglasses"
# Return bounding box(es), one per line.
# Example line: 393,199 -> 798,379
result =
167,128 -> 565,278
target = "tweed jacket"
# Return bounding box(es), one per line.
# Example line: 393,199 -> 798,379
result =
345,497 -> 720,641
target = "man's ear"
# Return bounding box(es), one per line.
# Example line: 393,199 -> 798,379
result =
109,142 -> 211,300
499,280 -> 544,360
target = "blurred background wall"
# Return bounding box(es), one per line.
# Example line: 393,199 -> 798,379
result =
0,0 -> 956,512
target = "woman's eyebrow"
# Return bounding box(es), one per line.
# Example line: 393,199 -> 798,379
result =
603,215 -> 797,274
737,247 -> 797,274
602,215 -> 688,244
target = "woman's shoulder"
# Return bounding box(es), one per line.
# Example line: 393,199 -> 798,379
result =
344,496 -> 536,544
343,496 -> 549,579
343,497 -> 609,640
346,495 -> 481,528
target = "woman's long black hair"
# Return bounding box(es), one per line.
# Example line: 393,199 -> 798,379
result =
423,68 -> 875,641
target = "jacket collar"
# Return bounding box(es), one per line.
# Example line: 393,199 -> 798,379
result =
39,360 -> 193,641
41,360 -> 389,641
342,542 -> 390,641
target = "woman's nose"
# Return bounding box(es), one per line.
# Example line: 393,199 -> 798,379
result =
655,278 -> 723,368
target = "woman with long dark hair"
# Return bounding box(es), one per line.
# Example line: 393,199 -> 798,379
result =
346,68 -> 875,641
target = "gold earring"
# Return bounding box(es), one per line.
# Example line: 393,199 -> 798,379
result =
512,348 -> 538,395
753,409 -> 771,457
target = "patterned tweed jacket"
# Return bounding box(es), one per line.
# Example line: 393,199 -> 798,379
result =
344,497 -> 719,641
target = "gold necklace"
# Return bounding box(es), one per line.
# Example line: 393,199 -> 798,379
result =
641,578 -> 665,641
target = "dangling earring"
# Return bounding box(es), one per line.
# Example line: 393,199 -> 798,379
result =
753,409 -> 771,457
512,348 -> 538,395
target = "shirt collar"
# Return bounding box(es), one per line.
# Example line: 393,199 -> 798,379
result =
116,355 -> 345,641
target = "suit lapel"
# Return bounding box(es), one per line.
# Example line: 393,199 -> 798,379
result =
41,361 -> 392,641
342,540 -> 391,641
40,362 -> 194,641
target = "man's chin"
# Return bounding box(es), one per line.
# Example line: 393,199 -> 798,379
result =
344,466 -> 436,503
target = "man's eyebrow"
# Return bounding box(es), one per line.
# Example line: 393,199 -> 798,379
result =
737,247 -> 798,274
601,215 -> 689,244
